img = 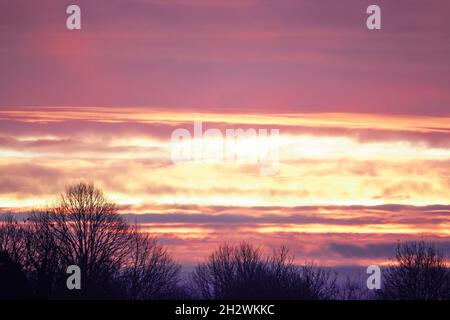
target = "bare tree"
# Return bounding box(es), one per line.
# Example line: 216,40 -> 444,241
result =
381,241 -> 450,300
0,213 -> 25,264
299,263 -> 339,300
45,183 -> 134,298
1,184 -> 185,300
21,212 -> 64,298
121,233 -> 182,299
339,275 -> 375,300
190,243 -> 338,300
191,243 -> 265,299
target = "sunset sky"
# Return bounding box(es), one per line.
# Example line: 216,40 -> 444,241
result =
1,0 -> 450,266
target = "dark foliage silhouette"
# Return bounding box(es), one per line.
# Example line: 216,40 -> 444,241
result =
3,185 -> 450,300
0,250 -> 31,299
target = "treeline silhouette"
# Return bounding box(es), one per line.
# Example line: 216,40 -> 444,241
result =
1,183 -> 450,300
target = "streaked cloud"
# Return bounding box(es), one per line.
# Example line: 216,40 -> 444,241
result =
1,1 -> 450,113
1,1 -> 450,265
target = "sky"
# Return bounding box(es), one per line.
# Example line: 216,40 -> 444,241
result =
1,0 -> 450,266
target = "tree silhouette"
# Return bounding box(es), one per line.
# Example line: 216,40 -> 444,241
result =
0,183 -> 185,300
0,213 -> 25,264
121,233 -> 182,299
0,250 -> 31,299
44,183 -> 134,298
7,184 -> 450,300
190,243 -> 338,300
21,212 -> 64,298
339,275 -> 375,300
381,241 -> 450,300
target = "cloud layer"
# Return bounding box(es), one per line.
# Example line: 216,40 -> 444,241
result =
1,1 -> 450,265
1,1 -> 450,114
